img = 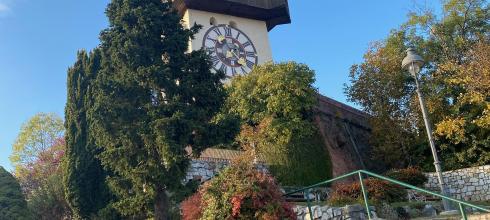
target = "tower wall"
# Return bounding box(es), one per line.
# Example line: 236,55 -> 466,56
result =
314,95 -> 378,181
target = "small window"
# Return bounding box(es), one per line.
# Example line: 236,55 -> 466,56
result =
229,21 -> 237,28
210,17 -> 217,26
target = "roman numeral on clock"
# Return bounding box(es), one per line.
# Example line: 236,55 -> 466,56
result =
224,26 -> 232,37
242,41 -> 251,47
205,47 -> 215,54
213,28 -> 222,36
219,63 -> 227,73
246,51 -> 256,57
209,55 -> 220,65
206,37 -> 217,44
246,59 -> 255,69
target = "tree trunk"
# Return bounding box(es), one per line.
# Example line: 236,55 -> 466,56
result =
154,187 -> 169,220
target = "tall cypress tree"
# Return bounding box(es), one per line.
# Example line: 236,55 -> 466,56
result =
90,0 -> 225,218
63,49 -> 113,218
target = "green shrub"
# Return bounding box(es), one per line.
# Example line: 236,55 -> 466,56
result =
227,62 -> 332,186
28,173 -> 72,219
385,167 -> 427,187
182,161 -> 296,220
328,178 -> 406,206
0,166 -> 30,220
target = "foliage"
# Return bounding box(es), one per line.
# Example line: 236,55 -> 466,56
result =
169,180 -> 201,219
89,0 -> 226,218
385,167 -> 428,187
63,49 -> 114,219
9,112 -> 64,194
25,139 -> 71,219
434,42 -> 490,167
227,62 -> 332,186
0,166 -> 30,220
183,161 -> 296,220
28,173 -> 72,220
345,0 -> 489,170
327,178 -> 406,206
345,29 -> 432,169
181,191 -> 203,220
21,137 -> 65,197
376,203 -> 403,220
8,113 -> 72,219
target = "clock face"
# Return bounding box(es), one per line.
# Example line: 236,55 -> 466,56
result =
202,24 -> 258,77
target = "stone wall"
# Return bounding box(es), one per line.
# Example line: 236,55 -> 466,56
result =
185,159 -> 231,182
294,204 -> 377,220
424,165 -> 490,201
185,158 -> 268,183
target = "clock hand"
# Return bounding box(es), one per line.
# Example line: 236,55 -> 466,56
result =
217,35 -> 225,43
237,57 -> 246,66
226,50 -> 233,58
230,50 -> 240,59
228,46 -> 250,67
229,49 -> 247,67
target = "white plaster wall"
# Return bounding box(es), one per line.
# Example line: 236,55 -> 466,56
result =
182,9 -> 273,64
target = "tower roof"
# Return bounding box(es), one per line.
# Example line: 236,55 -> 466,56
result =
173,0 -> 291,31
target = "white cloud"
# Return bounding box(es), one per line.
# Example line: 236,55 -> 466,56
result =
0,3 -> 10,13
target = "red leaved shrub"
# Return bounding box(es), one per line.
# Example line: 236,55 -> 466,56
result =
328,178 -> 406,206
181,161 -> 296,220
181,191 -> 203,220
385,167 -> 427,187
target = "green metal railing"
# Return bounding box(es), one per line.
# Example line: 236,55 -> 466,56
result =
284,170 -> 490,220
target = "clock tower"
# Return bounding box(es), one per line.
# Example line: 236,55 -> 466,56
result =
173,0 -> 290,77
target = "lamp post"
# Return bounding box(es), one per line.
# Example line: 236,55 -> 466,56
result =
402,48 -> 452,211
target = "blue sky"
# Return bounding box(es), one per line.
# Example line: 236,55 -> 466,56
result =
0,0 -> 440,171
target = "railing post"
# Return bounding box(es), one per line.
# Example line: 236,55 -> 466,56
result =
459,203 -> 467,220
306,189 -> 313,220
284,170 -> 490,220
359,172 -> 372,220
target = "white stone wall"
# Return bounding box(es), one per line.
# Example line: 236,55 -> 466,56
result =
294,204 -> 377,220
424,165 -> 490,201
185,159 -> 231,182
185,159 -> 268,183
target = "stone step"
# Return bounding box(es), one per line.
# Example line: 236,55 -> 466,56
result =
413,213 -> 490,220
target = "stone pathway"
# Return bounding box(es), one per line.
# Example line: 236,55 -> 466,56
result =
413,213 -> 490,220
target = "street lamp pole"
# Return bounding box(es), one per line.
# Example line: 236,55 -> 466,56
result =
402,48 -> 452,211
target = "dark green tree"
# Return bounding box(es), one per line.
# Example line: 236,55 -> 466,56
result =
0,166 -> 30,220
63,49 -> 114,219
90,0 -> 225,219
